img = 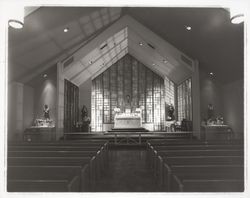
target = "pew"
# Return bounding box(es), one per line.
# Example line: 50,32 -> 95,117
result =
159,155 -> 244,187
146,143 -> 243,167
146,141 -> 244,192
152,144 -> 243,150
7,140 -> 110,192
157,149 -> 243,157
8,178 -> 80,192
8,147 -> 106,173
163,155 -> 244,165
8,142 -> 109,168
172,176 -> 244,192
164,164 -> 244,191
147,139 -> 243,146
8,165 -> 90,192
149,147 -> 243,173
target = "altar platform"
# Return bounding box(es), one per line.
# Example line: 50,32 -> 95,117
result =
63,131 -> 193,143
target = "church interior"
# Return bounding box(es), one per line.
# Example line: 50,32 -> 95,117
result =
4,5 -> 245,193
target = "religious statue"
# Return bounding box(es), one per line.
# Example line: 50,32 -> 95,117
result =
81,105 -> 89,122
43,104 -> 50,120
167,103 -> 175,121
207,103 -> 214,119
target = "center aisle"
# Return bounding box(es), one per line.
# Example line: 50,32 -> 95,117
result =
95,146 -> 160,192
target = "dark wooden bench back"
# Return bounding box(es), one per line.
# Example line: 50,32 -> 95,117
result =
8,150 -> 97,157
158,149 -> 243,156
164,156 -> 244,165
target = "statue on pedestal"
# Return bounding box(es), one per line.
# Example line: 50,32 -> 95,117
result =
207,103 -> 214,119
43,104 -> 50,120
80,105 -> 90,132
167,103 -> 175,121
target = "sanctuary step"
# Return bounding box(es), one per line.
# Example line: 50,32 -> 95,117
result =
108,128 -> 149,133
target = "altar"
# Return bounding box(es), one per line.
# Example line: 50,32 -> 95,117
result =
114,109 -> 142,129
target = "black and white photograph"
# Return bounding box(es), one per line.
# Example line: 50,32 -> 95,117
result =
0,0 -> 249,197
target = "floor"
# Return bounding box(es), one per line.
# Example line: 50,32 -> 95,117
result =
95,146 -> 160,192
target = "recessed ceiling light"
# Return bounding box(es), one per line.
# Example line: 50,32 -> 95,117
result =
209,72 -> 214,76
152,63 -> 156,66
139,42 -> 143,46
63,28 -> 69,33
9,20 -> 24,29
163,59 -> 168,64
185,26 -> 192,31
43,74 -> 48,78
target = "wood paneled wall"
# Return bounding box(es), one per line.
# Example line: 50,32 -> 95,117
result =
64,79 -> 79,132
92,54 -> 165,131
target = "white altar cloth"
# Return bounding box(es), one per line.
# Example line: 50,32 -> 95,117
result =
114,113 -> 142,129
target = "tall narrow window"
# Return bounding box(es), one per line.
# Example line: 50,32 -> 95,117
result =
165,77 -> 175,106
177,78 -> 192,122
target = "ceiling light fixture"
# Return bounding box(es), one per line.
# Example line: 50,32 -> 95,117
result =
152,63 -> 156,66
209,72 -> 214,76
9,20 -> 24,29
230,7 -> 244,24
8,6 -> 24,29
139,42 -> 143,46
163,59 -> 168,64
63,28 -> 69,33
43,74 -> 48,78
89,61 -> 93,65
185,26 -> 192,31
231,14 -> 244,24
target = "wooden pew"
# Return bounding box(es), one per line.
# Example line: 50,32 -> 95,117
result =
146,143 -> 243,168
8,178 -> 80,192
8,140 -> 108,146
163,155 -> 244,165
8,142 -> 109,169
157,149 -> 243,157
172,176 -> 244,192
8,165 -> 89,192
153,144 -> 243,150
148,139 -> 243,146
148,145 -> 243,188
7,141 -> 110,192
154,149 -> 243,174
8,147 -> 106,175
164,164 -> 244,191
8,150 -> 104,178
8,156 -> 96,191
149,146 -> 243,172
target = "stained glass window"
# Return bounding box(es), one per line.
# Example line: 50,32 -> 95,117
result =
177,78 -> 192,122
91,54 -> 165,131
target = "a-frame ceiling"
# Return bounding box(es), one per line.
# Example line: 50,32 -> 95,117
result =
8,7 -> 122,83
8,6 -> 244,85
62,15 -> 194,86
